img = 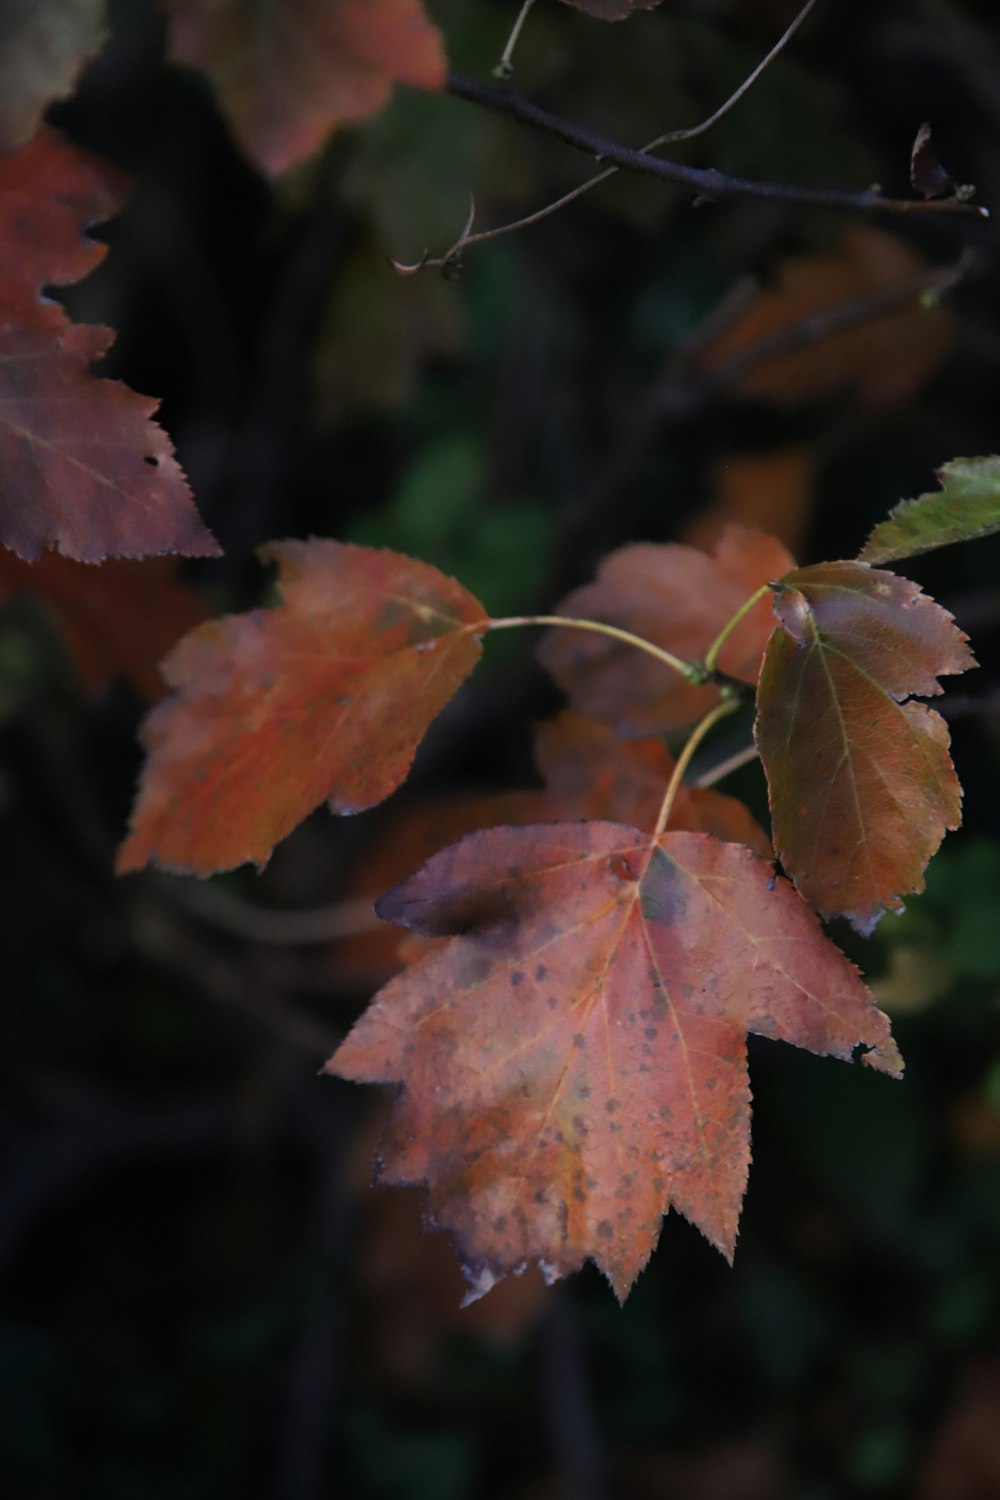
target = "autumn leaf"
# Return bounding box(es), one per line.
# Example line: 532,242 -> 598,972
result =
0,127 -> 219,562
538,526 -> 794,735
534,712 -> 771,857
859,456 -> 1000,565
332,791 -> 547,988
560,0 -> 662,17
0,552 -> 207,699
755,562 -> 975,934
685,449 -> 813,558
0,0 -> 108,152
162,0 -> 447,177
333,711 -> 769,986
117,542 -> 488,876
330,824 -> 901,1300
697,226 -> 957,408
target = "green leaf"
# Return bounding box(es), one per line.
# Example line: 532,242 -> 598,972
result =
859,456 -> 1000,565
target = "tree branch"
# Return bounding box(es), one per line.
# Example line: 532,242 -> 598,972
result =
444,72 -> 989,221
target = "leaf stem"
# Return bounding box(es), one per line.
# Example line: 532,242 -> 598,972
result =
654,699 -> 740,838
486,614 -> 699,681
495,0 -> 537,78
702,585 -> 773,675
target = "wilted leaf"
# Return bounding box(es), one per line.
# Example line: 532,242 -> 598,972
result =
163,0 -> 446,176
859,456 -> 1000,565
331,823 -> 900,1299
755,563 -> 974,934
538,526 -> 794,735
0,127 -> 219,562
698,226 -> 957,408
0,0 -> 108,151
0,552 -> 207,698
117,542 -> 488,875
910,122 -> 953,201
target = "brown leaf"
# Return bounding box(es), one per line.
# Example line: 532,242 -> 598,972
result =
117,542 -> 488,876
333,711 -> 769,987
685,449 -> 814,558
333,791 -> 547,988
0,127 -> 219,562
698,226 -> 957,407
349,1103 -> 546,1386
538,526 -> 794,735
534,711 -> 771,857
331,823 -> 900,1300
755,562 -> 975,933
910,122 -> 953,201
163,0 -> 446,176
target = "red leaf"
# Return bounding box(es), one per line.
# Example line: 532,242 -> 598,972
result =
534,711 -> 771,857
0,552 -> 208,699
163,0 -> 446,176
686,448 -> 814,558
333,711 -> 770,987
0,127 -> 219,562
538,526 -> 794,735
117,542 -> 488,875
755,562 -> 975,933
330,823 -> 900,1300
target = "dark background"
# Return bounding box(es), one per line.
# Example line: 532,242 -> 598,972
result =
3,0 -> 1000,1495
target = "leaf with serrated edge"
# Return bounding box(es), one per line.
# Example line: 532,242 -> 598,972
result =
117,542 -> 488,876
330,824 -> 900,1301
538,526 -> 794,736
0,127 -> 218,562
755,562 -> 975,934
163,0 -> 446,176
859,457 -> 1000,565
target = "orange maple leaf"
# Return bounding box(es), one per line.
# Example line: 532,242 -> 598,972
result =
330,823 -> 901,1300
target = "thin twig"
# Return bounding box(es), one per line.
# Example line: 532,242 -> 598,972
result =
154,876 -> 382,945
445,72 -> 989,220
699,247 -> 980,394
398,0 -> 825,274
497,0 -> 538,78
693,740 -> 761,789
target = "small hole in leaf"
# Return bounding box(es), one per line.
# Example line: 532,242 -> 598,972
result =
144,455 -> 159,467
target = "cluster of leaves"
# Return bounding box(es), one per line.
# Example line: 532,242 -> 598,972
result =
3,0 -> 1000,1313
112,470 -> 1000,1300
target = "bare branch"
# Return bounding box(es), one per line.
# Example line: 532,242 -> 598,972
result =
444,71 -> 989,221
396,0 -> 825,274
